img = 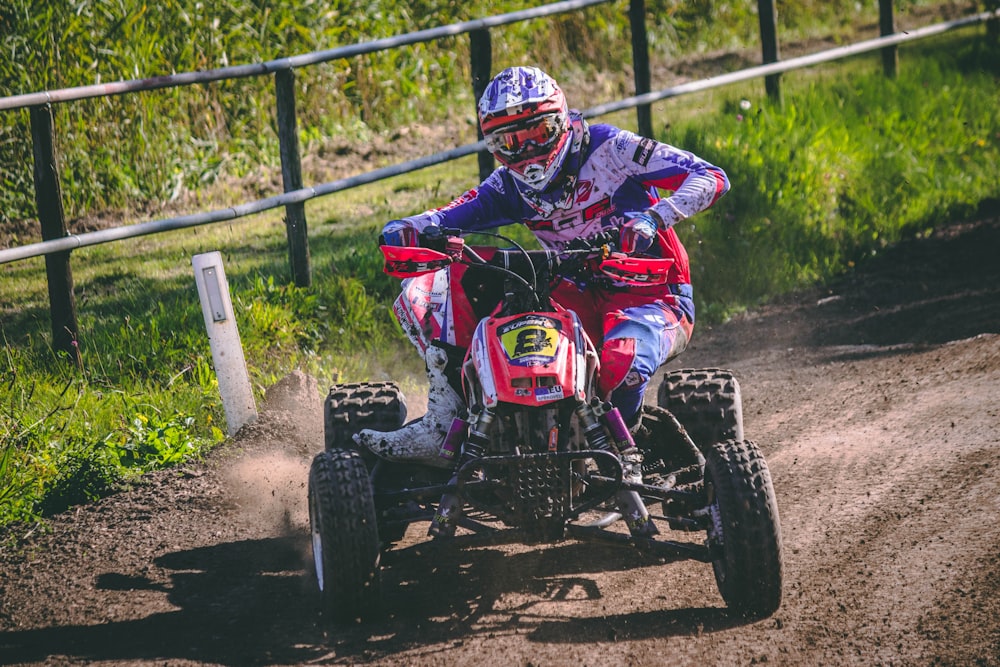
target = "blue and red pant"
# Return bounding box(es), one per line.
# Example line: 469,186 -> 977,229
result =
552,281 -> 694,423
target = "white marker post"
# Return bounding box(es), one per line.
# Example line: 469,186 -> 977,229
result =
192,252 -> 258,435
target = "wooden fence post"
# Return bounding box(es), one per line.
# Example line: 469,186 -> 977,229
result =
275,68 -> 311,287
989,0 -> 1000,43
629,0 -> 654,138
879,0 -> 899,78
30,104 -> 81,368
470,28 -> 494,182
757,0 -> 782,103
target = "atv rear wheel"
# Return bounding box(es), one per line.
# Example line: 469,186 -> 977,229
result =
657,368 -> 744,448
324,382 -> 407,451
308,448 -> 382,623
324,381 -> 415,545
703,438 -> 783,619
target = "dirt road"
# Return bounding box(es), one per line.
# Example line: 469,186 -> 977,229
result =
2,215 -> 999,666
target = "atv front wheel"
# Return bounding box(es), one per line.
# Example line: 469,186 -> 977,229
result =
703,438 -> 783,619
308,448 -> 382,623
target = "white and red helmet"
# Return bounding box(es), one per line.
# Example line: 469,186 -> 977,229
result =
478,66 -> 572,191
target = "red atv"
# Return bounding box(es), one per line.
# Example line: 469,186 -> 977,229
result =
308,230 -> 783,623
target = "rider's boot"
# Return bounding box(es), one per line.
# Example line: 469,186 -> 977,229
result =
622,414 -> 651,484
616,449 -> 657,537
620,449 -> 645,486
616,412 -> 660,537
353,346 -> 462,468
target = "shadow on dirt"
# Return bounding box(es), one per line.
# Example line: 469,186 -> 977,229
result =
811,214 -> 1000,350
0,537 -> 746,665
697,215 -> 1000,365
322,539 -> 746,661
527,606 -> 743,643
0,536 -> 323,666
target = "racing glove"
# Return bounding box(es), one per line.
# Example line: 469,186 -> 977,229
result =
619,210 -> 662,255
418,224 -> 448,252
379,220 -> 420,247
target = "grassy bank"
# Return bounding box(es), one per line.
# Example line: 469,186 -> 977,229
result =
674,38 -> 1000,319
2,21 -> 999,531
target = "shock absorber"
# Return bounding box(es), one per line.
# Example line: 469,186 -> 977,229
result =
598,401 -> 638,454
584,399 -> 658,538
575,399 -> 613,451
428,409 -> 494,538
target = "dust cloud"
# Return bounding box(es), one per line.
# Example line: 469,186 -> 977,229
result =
219,370 -> 322,535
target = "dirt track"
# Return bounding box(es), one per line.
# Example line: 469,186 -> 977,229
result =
2,215 -> 999,666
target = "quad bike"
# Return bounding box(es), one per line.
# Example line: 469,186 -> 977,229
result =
308,229 -> 783,624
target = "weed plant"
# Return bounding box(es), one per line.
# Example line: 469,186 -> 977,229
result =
1,4 -> 998,531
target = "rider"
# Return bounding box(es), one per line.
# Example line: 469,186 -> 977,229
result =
355,65 -> 729,467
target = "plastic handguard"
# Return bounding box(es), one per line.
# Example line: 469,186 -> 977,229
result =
380,245 -> 454,277
598,255 -> 673,285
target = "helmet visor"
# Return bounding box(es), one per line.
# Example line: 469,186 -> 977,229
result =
484,113 -> 568,164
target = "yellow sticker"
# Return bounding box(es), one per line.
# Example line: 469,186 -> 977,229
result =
498,316 -> 561,363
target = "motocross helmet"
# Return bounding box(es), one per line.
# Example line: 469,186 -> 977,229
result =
478,66 -> 572,192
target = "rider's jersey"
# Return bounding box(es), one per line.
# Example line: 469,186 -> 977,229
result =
399,121 -> 729,290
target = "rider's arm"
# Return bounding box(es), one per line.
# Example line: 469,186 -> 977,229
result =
609,129 -> 730,229
384,170 -> 522,241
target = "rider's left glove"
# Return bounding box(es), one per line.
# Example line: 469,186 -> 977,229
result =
418,224 -> 448,252
619,211 -> 662,255
379,220 -> 420,247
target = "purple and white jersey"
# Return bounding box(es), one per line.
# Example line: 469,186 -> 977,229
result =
399,121 -> 729,286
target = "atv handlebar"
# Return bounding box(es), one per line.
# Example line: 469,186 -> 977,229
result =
380,228 -> 672,290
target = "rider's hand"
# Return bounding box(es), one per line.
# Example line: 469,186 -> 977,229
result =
379,220 -> 420,247
619,211 -> 662,255
418,224 -> 447,252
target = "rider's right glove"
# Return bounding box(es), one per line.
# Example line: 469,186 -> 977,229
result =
379,220 -> 419,247
619,210 -> 662,255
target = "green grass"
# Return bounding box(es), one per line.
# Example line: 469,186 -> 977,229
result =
0,213 -> 419,527
671,37 -> 1000,320
0,0 -> 954,225
2,9 -> 999,533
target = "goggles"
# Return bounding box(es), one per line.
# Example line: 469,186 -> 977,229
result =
484,113 -> 567,163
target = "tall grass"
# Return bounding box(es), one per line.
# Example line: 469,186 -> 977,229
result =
0,0 -> 949,225
1,4 -> 998,532
1,216 -> 420,528
672,38 -> 1000,319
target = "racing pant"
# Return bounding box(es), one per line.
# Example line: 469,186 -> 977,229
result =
551,281 -> 694,424
390,260 -> 693,427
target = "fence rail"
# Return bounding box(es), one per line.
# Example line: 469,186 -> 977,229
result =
2,1 -> 998,364
0,0 -> 611,111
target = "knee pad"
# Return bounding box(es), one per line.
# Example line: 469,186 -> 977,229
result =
598,337 -> 638,398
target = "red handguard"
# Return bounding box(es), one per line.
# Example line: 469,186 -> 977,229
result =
598,254 -> 673,285
380,245 -> 455,278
